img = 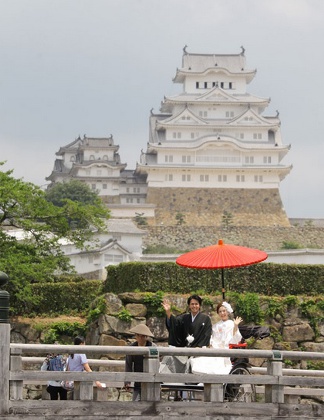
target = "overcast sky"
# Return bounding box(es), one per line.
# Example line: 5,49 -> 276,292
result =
1,0 -> 323,218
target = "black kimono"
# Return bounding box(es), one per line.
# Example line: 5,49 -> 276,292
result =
167,312 -> 212,348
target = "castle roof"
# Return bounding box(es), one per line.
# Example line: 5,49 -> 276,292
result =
173,47 -> 256,83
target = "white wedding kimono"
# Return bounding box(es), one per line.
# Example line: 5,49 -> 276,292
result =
190,319 -> 242,375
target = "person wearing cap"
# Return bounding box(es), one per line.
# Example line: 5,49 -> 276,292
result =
124,324 -> 155,401
162,294 -> 212,348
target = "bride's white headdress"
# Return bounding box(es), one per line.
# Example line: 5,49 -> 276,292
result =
222,301 -> 233,314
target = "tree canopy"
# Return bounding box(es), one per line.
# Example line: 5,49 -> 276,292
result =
0,165 -> 110,313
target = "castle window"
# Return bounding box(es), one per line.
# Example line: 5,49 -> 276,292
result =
245,156 -> 254,164
182,155 -> 191,163
196,82 -> 199,89
96,170 -> 102,176
165,174 -> 173,181
105,254 -> 123,263
137,198 -> 140,203
240,133 -> 244,139
86,169 -> 91,175
126,187 -> 129,193
70,156 -> 75,162
218,175 -> 227,182
165,155 -> 173,163
191,132 -> 195,139
199,111 -> 207,117
254,175 -> 263,182
103,184 -> 107,189
182,174 -> 191,182
91,184 -> 96,190
229,82 -> 232,89
200,174 -> 209,182
103,155 -> 108,160
236,175 -> 245,182
220,82 -> 224,88
89,155 -> 95,160
263,156 -> 271,164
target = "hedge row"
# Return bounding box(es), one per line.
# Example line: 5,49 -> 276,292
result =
10,280 -> 103,315
104,262 -> 324,296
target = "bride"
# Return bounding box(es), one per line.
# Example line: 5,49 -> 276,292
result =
190,301 -> 243,375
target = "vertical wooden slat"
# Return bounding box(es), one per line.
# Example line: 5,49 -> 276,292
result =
204,383 -> 224,402
0,324 -> 10,414
142,348 -> 160,402
265,351 -> 284,403
10,347 -> 23,400
79,381 -> 94,400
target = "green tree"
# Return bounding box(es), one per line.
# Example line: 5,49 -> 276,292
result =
134,212 -> 148,226
0,164 -> 110,311
46,180 -> 108,228
46,179 -> 101,207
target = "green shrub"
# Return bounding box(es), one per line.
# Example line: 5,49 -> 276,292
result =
234,292 -> 263,324
117,308 -> 132,322
36,321 -> 87,344
12,280 -> 103,316
281,241 -> 303,249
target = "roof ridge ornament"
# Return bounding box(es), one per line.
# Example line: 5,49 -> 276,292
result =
240,46 -> 245,56
183,45 -> 188,54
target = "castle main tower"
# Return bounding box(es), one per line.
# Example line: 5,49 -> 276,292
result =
136,47 -> 292,227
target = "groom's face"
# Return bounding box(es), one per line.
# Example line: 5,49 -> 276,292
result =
189,298 -> 200,316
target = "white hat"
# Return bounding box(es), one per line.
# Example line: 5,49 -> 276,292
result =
128,324 -> 154,337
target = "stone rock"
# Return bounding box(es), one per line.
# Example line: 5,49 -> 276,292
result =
11,323 -> 40,343
118,292 -> 146,303
10,331 -> 26,343
164,294 -> 189,314
146,316 -> 169,341
282,322 -> 314,342
125,303 -> 147,317
302,342 -> 324,352
98,334 -> 127,359
318,321 -> 324,337
86,321 -> 100,345
104,293 -> 123,315
273,341 -> 299,351
270,319 -> 282,331
98,314 -> 146,336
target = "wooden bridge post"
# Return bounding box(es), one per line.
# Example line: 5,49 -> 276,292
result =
10,347 -> 23,400
0,323 -> 10,415
204,383 -> 224,402
265,350 -> 284,403
142,347 -> 160,401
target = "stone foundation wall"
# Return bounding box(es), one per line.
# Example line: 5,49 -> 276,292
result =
143,226 -> 324,252
11,292 -> 324,363
146,187 -> 290,227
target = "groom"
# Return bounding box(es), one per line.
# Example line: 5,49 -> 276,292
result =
162,294 -> 212,348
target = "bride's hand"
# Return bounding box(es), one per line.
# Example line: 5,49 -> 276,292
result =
234,316 -> 243,326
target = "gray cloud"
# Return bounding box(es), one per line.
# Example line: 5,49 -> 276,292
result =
1,0 -> 324,217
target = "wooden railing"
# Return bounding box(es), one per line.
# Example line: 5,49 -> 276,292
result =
2,324 -> 324,418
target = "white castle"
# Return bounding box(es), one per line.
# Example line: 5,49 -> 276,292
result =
47,47 -> 292,227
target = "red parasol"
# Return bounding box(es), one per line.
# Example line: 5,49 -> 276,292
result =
176,239 -> 268,299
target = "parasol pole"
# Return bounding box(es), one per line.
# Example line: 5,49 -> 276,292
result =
221,268 -> 225,301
